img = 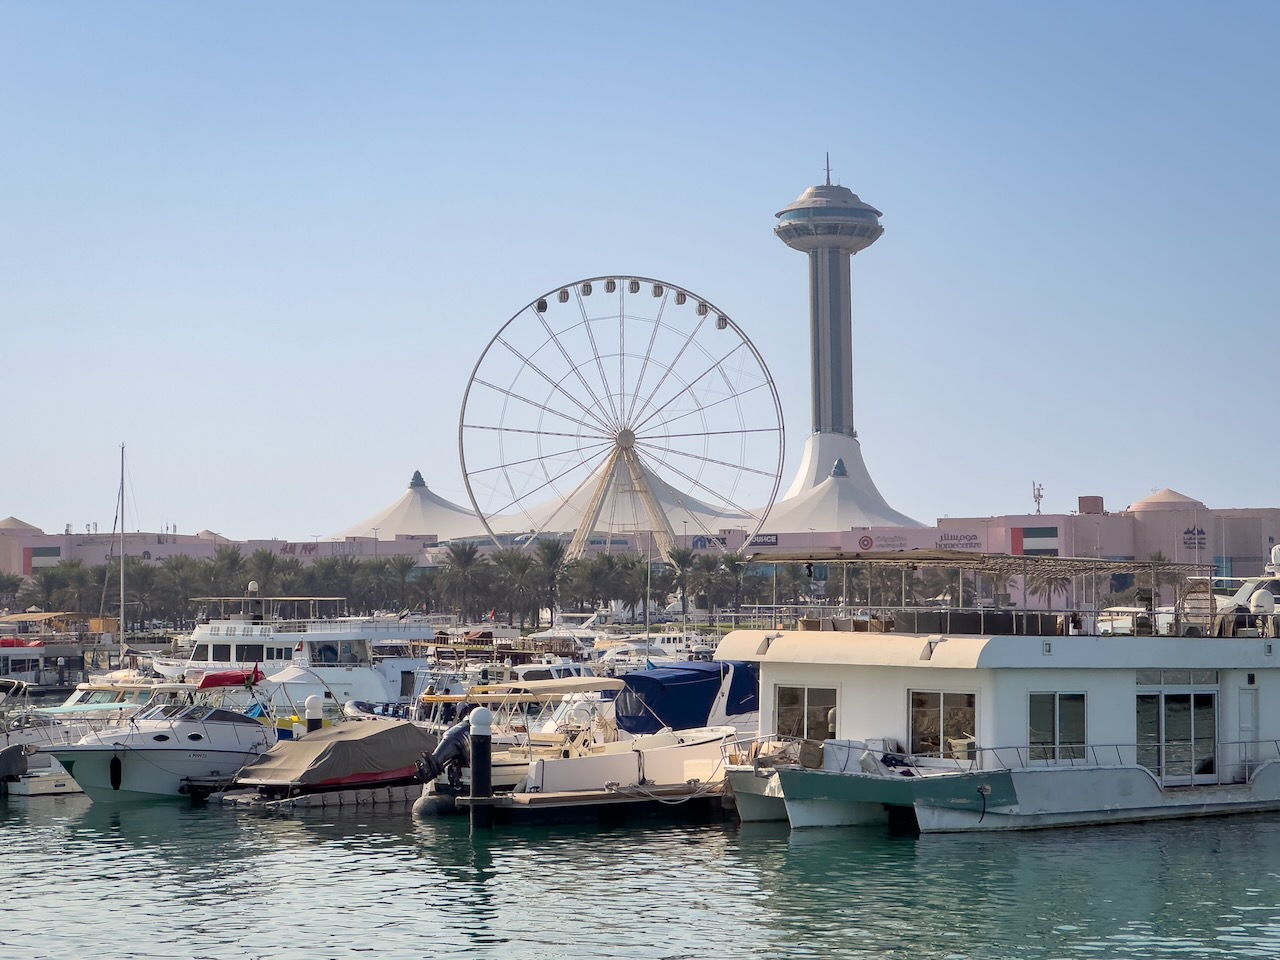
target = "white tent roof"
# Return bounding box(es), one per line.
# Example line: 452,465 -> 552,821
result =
761,433 -> 924,532
490,455 -> 755,539
332,471 -> 485,541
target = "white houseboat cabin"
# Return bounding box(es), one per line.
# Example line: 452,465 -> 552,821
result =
720,548 -> 1280,833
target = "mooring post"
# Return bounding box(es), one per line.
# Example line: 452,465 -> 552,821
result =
469,706 -> 493,832
305,695 -> 323,734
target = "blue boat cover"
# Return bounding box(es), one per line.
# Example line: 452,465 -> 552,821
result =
614,660 -> 758,735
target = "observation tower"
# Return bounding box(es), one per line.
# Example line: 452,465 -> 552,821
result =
763,162 -> 922,531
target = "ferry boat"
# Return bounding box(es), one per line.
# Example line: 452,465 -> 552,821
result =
721,547 -> 1280,833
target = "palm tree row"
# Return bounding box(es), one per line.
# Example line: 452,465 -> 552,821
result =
11,543 -> 1083,634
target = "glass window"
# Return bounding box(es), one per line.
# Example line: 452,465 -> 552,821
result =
1136,670 -> 1161,686
1029,692 -> 1086,761
776,685 -> 837,739
238,644 -> 264,663
910,690 -> 975,757
212,644 -> 231,662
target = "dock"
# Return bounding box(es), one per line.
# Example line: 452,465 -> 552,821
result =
454,781 -> 732,826
211,784 -> 422,811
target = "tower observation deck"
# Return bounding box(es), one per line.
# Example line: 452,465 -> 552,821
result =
762,166 -> 922,531
774,176 -> 883,437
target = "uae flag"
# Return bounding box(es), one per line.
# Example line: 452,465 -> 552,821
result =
1012,526 -> 1059,556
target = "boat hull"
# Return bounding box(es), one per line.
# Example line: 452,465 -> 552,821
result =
49,745 -> 267,803
776,761 -> 1280,832
725,764 -> 788,822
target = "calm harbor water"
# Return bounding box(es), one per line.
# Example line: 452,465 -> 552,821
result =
4,795 -> 1280,960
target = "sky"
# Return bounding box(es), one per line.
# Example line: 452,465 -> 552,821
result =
3,2 -> 1278,542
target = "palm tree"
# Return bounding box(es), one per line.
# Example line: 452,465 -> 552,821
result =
490,548 -> 541,626
438,542 -> 491,622
245,549 -> 280,596
158,554 -> 204,627
357,557 -> 395,613
210,545 -> 246,595
53,560 -> 96,614
126,559 -> 160,631
275,557 -> 307,595
0,572 -> 22,611
1027,567 -> 1072,611
387,555 -> 421,610
666,547 -> 696,624
534,539 -> 569,626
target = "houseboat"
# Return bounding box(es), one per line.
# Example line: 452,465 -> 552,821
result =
720,548 -> 1280,832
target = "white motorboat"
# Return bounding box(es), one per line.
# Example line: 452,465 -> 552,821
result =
414,664 -> 755,809
46,670 -> 275,803
2,679 -> 197,796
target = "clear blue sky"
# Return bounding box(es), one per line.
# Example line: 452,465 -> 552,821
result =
4,2 -> 1277,541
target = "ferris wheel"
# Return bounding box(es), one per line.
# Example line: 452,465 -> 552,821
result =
459,276 -> 785,561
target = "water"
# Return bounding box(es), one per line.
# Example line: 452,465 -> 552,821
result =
5,795 -> 1280,959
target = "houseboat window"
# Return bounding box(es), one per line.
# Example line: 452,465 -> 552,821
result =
238,644 -> 264,662
1138,669 -> 1218,686
909,691 -> 976,757
1028,692 -> 1086,760
192,643 -> 209,661
209,626 -> 221,636
776,685 -> 836,740
226,627 -> 238,637
212,644 -> 231,662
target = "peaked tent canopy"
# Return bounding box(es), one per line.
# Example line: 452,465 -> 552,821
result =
332,471 -> 485,541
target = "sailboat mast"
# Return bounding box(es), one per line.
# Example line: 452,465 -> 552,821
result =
119,443 -> 125,639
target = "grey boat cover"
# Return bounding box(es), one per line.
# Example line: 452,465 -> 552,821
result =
236,719 -> 436,787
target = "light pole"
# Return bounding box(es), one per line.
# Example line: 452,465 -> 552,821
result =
682,522 -> 690,636
644,531 -> 652,638
372,527 -> 379,558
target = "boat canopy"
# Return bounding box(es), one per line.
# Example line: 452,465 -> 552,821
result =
234,718 -> 436,787
614,660 -> 758,735
466,676 -> 626,700
197,667 -> 266,689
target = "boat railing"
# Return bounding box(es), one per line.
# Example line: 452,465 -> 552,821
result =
747,736 -> 1280,789
960,739 -> 1280,786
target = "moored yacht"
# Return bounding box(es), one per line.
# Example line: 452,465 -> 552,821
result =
151,585 -> 444,708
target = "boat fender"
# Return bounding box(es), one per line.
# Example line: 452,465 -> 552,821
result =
110,754 -> 123,791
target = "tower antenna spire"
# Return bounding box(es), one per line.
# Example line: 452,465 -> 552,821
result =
825,152 -> 832,186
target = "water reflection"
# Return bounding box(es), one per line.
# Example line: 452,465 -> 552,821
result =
6,794 -> 1280,959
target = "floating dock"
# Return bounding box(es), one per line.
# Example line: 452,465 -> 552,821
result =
211,784 -> 421,811
455,781 -> 731,826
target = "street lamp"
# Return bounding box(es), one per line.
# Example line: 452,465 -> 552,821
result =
371,527 -> 379,558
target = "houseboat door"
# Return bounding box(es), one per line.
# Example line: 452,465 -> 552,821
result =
1136,671 -> 1218,785
1239,687 -> 1259,779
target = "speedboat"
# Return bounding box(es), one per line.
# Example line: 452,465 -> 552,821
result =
46,669 -> 275,803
